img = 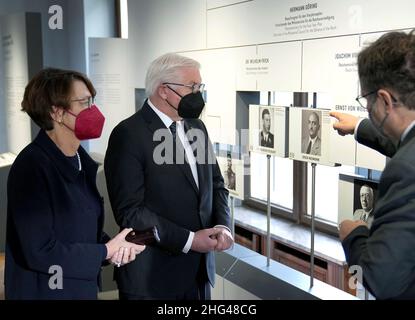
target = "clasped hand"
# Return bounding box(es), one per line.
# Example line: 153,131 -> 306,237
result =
191,227 -> 234,253
105,228 -> 146,267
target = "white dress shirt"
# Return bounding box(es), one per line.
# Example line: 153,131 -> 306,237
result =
400,120 -> 415,142
148,99 -> 232,253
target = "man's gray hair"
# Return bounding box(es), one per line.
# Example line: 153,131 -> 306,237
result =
361,184 -> 374,197
145,53 -> 201,97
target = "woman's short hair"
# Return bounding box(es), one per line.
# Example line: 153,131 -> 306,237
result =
145,53 -> 200,97
21,68 -> 96,130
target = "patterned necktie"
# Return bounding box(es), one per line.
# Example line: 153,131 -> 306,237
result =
169,122 -> 177,161
306,140 -> 312,154
169,121 -> 177,139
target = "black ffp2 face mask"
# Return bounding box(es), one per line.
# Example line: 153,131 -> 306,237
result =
177,91 -> 205,119
166,86 -> 205,119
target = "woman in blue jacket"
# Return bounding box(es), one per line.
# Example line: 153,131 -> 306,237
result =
5,68 -> 145,300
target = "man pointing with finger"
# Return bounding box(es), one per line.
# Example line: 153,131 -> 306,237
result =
330,30 -> 415,299
105,53 -> 233,300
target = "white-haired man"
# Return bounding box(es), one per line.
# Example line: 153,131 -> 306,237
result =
105,53 -> 233,300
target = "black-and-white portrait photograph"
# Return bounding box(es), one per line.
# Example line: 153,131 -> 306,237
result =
301,109 -> 322,156
259,107 -> 274,148
353,179 -> 378,228
223,153 -> 236,191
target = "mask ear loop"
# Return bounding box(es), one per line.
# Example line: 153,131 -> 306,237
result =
56,108 -> 77,133
165,85 -> 183,98
378,98 -> 390,133
164,85 -> 182,112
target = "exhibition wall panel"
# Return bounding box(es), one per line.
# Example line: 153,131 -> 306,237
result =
0,0 -> 117,153
207,0 -> 266,48
234,41 -> 302,92
235,45 -> 257,91
0,38 -> 5,153
83,0 -> 116,73
207,0 -> 249,10
302,36 -> 360,95
88,38 -> 135,156
0,13 -> 41,154
302,35 -> 360,167
185,46 -> 257,145
0,0 -> 76,71
128,0 -> 206,87
207,0 -> 415,48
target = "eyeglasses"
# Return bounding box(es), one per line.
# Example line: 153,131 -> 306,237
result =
71,96 -> 95,108
163,82 -> 205,94
356,89 -> 399,110
355,90 -> 378,110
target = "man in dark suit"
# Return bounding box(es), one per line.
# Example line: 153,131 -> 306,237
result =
259,108 -> 274,148
331,30 -> 415,299
104,53 -> 233,300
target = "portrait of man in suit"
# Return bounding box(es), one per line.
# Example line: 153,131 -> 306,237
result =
259,108 -> 274,148
223,153 -> 236,191
353,183 -> 375,228
301,110 -> 321,156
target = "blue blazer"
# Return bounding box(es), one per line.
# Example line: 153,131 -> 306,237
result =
5,130 -> 109,300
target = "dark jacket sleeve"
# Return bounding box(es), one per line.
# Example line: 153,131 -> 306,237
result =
200,121 -> 231,229
342,159 -> 415,299
356,119 -> 397,158
8,162 -> 106,281
212,159 -> 231,228
100,232 -> 110,266
100,231 -> 111,244
104,124 -> 190,254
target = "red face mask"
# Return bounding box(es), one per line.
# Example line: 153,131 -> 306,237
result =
66,105 -> 105,140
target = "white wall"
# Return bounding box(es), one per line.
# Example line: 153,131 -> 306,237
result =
128,0 -> 207,90
88,38 -> 135,156
206,0 -> 415,47
0,0 -> 116,153
0,0 -> 86,153
84,0 -> 116,73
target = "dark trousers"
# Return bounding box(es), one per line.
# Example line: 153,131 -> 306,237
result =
119,259 -> 211,300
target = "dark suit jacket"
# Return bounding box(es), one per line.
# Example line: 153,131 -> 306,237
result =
342,119 -> 415,299
260,131 -> 274,148
5,130 -> 108,300
104,101 -> 230,297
